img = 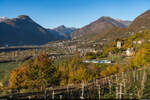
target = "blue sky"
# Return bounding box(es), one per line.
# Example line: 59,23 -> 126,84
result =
0,0 -> 150,28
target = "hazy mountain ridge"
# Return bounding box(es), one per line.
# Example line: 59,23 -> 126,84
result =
71,16 -> 128,39
116,19 -> 132,26
48,25 -> 77,39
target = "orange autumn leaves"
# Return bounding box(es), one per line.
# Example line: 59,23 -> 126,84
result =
9,53 -> 59,90
9,66 -> 27,89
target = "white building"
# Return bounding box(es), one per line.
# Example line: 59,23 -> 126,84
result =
126,48 -> 135,56
133,40 -> 143,44
117,41 -> 122,49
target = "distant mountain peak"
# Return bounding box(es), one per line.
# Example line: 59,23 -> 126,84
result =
56,25 -> 66,30
115,18 -> 132,26
0,16 -> 8,19
49,25 -> 77,39
0,15 -> 59,45
100,16 -> 111,18
97,16 -> 112,21
0,16 -> 8,22
71,16 -> 127,39
59,25 -> 66,28
17,15 -> 32,20
115,18 -> 131,22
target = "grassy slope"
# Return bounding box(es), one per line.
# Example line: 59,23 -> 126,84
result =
0,62 -> 20,84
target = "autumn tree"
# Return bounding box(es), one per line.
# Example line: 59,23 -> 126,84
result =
58,52 -> 93,85
128,43 -> 150,69
9,66 -> 27,90
9,53 -> 60,90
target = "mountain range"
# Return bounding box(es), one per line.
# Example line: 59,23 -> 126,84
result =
0,15 -> 76,46
92,9 -> 150,43
71,16 -> 131,39
71,10 -> 150,44
1,9 -> 150,46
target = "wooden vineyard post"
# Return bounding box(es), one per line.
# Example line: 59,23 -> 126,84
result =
116,86 -> 118,99
105,77 -> 107,85
96,79 -> 101,99
103,79 -> 105,85
133,71 -> 136,82
139,70 -> 141,80
138,70 -> 147,98
98,84 -> 101,100
94,78 -> 96,87
144,70 -> 147,81
115,75 -> 118,84
96,79 -> 98,87
80,82 -> 85,99
67,85 -> 69,98
9,95 -> 12,99
129,93 -> 132,99
67,85 -> 69,92
44,89 -> 47,99
123,79 -> 126,95
52,90 -> 55,99
59,95 -> 62,99
102,79 -> 104,95
115,74 -> 119,99
70,85 -> 73,98
28,96 -> 31,100
122,72 -> 124,79
136,71 -> 139,81
109,80 -> 111,95
119,83 -> 123,99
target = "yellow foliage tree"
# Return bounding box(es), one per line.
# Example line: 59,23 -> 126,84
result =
9,66 -> 27,89
9,53 -> 60,90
